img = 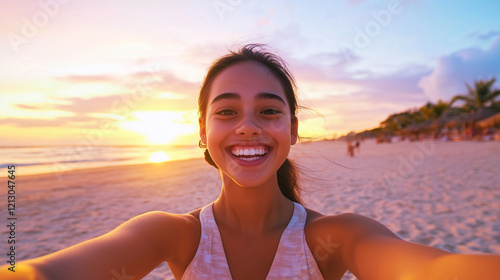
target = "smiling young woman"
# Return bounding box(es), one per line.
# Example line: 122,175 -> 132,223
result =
2,44 -> 499,280
201,61 -> 297,187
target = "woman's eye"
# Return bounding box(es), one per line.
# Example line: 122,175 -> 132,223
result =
216,109 -> 237,116
261,108 -> 282,115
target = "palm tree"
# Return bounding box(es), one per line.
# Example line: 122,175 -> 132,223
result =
447,78 -> 500,138
449,78 -> 500,111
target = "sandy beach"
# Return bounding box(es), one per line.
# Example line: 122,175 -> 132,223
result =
3,139 -> 500,279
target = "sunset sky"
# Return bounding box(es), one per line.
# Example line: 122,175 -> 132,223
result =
1,0 -> 500,146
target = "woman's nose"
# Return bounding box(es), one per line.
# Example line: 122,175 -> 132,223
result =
235,114 -> 262,136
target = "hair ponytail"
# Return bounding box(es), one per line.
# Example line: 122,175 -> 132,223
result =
277,158 -> 303,204
203,149 -> 218,169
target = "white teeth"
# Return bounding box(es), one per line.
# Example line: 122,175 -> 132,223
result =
230,146 -> 269,158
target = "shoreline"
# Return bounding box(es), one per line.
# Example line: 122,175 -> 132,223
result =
0,144 -> 203,177
14,156 -> 206,182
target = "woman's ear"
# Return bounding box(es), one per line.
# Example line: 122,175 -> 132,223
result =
199,118 -> 207,145
291,116 -> 298,145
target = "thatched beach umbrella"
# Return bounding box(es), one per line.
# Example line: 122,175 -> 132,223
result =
417,120 -> 438,131
477,112 -> 500,128
470,107 -> 500,122
439,107 -> 498,128
439,108 -> 470,127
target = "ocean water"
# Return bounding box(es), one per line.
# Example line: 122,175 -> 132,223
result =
0,145 -> 202,176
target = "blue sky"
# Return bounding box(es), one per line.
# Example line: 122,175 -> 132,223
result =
1,0 -> 499,145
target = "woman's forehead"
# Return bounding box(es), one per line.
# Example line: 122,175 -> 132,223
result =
209,61 -> 286,101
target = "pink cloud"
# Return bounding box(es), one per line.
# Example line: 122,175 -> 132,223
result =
418,35 -> 500,102
15,104 -> 40,110
55,74 -> 116,83
0,115 -> 111,128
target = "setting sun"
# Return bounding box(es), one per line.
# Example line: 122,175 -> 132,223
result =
120,111 -> 198,145
149,151 -> 170,163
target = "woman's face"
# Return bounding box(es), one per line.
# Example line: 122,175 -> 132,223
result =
200,61 -> 298,188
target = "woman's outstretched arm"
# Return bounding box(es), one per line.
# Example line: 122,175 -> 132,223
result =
401,253 -> 500,280
309,213 -> 500,280
341,213 -> 500,280
0,211 -> 194,280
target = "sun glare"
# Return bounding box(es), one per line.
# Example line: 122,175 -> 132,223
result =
150,151 -> 170,163
120,111 -> 198,145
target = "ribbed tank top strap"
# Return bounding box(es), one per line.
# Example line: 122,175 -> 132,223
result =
265,202 -> 324,279
181,203 -> 232,280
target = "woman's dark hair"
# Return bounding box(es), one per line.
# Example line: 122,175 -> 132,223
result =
198,44 -> 303,204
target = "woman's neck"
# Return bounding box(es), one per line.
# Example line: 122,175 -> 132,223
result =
213,174 -> 294,236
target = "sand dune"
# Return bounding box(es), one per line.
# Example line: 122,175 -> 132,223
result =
4,139 -> 499,279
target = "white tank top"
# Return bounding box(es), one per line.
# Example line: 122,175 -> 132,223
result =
181,202 -> 324,279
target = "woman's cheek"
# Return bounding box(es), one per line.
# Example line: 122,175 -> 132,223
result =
268,117 -> 290,133
206,121 -> 233,146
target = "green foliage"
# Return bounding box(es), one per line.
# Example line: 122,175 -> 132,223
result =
374,78 -> 499,136
343,77 -> 500,138
379,100 -> 449,134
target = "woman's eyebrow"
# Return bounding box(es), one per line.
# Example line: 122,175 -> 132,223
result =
211,92 -> 240,104
256,92 -> 285,104
211,92 -> 285,104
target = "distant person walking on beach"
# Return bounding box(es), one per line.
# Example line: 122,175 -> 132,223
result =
347,141 -> 355,157
4,44 -> 499,280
